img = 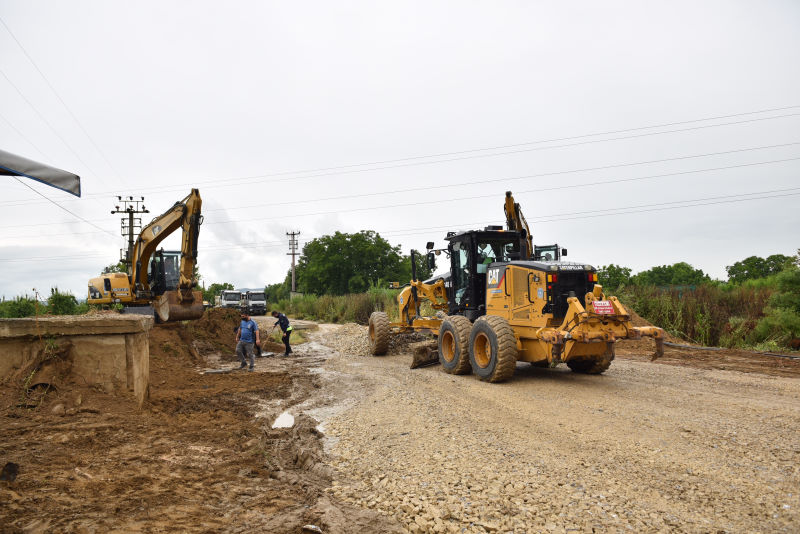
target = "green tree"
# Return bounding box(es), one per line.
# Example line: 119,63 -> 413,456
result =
103,261 -> 127,274
632,262 -> 710,286
296,231 -> 406,295
265,274 -> 291,303
597,264 -> 632,290
726,254 -> 793,284
399,250 -> 435,282
47,287 -> 78,315
203,282 -> 234,303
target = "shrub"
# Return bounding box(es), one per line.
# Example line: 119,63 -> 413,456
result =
47,287 -> 78,315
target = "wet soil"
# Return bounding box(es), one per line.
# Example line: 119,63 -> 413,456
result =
0,309 -> 401,534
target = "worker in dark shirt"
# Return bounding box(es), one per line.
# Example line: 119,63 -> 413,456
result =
271,310 -> 293,356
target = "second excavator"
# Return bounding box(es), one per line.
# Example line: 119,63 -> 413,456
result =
87,189 -> 204,322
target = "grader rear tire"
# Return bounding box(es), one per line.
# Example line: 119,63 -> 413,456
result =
368,311 -> 390,356
567,342 -> 615,374
438,315 -> 472,375
468,315 -> 518,383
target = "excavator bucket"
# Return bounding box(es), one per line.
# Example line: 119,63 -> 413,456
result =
154,290 -> 205,322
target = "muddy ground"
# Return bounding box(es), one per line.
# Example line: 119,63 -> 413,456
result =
0,310 -> 400,534
1,309 -> 799,533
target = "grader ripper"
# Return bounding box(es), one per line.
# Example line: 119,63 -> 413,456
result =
367,191 -> 664,382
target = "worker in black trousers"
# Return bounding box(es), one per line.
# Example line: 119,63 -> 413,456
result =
271,310 -> 293,356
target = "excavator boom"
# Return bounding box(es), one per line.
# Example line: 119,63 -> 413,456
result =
504,191 -> 532,259
87,189 -> 204,322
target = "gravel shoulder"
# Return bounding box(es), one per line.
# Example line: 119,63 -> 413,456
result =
315,324 -> 800,533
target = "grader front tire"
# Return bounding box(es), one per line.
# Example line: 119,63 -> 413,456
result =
368,311 -> 390,356
438,315 -> 472,375
468,315 -> 518,383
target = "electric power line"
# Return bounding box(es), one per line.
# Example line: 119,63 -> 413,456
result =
0,15 -> 128,185
4,105 -> 799,207
11,178 -> 118,239
2,154 -> 798,234
0,66 -> 107,185
200,156 -> 800,226
1,186 -> 797,262
90,110 -> 800,195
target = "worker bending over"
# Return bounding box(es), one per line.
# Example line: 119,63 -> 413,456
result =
271,310 -> 293,356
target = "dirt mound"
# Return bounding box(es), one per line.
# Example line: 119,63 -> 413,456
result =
1,315 -> 401,533
623,306 -> 681,343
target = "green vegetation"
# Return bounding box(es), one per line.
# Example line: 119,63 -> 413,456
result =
725,254 -> 793,284
750,267 -> 800,349
630,262 -> 710,287
0,288 -> 89,318
295,231 -> 433,296
271,286 -> 400,325
599,252 -> 800,350
203,282 -> 234,303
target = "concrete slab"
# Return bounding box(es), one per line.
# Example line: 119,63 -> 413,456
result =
0,314 -> 153,407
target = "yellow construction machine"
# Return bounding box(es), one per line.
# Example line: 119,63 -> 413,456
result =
368,191 -> 664,382
87,189 -> 204,322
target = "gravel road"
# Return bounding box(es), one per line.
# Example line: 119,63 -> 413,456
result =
314,324 -> 800,533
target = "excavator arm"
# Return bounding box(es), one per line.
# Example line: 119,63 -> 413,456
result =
504,191 -> 532,259
131,188 -> 204,322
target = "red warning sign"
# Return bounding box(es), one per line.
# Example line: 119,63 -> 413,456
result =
592,300 -> 615,315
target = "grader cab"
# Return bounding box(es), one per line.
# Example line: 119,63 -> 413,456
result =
368,193 -> 664,383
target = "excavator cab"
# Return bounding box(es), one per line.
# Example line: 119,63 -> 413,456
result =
147,250 -> 181,297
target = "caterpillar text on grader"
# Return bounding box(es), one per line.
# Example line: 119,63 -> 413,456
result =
367,191 -> 664,382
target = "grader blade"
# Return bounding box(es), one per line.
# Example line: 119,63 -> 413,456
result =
410,341 -> 439,369
154,290 -> 204,322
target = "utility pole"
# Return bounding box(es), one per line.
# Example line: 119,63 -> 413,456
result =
286,231 -> 300,293
112,196 -> 148,273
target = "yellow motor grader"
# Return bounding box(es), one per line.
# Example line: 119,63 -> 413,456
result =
368,191 -> 664,382
87,189 -> 204,323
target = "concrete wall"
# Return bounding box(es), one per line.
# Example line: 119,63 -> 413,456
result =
0,315 -> 153,407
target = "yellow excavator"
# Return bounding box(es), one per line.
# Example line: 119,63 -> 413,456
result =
368,191 -> 664,382
87,189 -> 204,322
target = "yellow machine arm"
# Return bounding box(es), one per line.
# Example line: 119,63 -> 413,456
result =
397,278 -> 448,326
132,189 -> 202,293
504,191 -> 532,259
131,188 -> 203,321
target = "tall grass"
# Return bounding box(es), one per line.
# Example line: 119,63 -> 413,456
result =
271,286 -> 400,325
618,284 -> 773,347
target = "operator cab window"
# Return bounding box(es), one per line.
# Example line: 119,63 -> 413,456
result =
476,243 -> 497,273
451,242 -> 470,305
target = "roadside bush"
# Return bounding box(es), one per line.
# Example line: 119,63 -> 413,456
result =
0,296 -> 38,318
47,287 -> 78,315
751,268 -> 800,347
619,283 -> 773,346
270,287 -> 398,325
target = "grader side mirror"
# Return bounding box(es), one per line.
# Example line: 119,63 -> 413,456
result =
426,241 -> 435,250
427,252 -> 436,271
562,248 -> 568,257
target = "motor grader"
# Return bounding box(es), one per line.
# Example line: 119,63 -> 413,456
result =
367,191 -> 664,382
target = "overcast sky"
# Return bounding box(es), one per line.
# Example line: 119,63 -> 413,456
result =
1,1 -> 798,299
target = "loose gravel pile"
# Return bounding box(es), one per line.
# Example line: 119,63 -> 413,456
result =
315,325 -> 800,533
325,323 -> 431,358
